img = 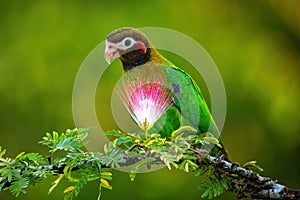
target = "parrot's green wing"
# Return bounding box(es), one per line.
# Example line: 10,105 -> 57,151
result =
148,62 -> 230,160
149,105 -> 181,138
150,61 -> 220,138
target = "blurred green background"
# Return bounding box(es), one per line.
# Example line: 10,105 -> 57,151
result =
1,0 -> 300,199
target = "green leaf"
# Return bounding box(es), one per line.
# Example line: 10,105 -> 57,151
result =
208,188 -> 213,199
171,126 -> 197,138
116,137 -> 132,145
48,174 -> 64,194
0,147 -> 6,157
184,162 -> 189,172
15,152 -> 25,160
104,130 -> 123,137
185,155 -> 197,160
201,188 -> 210,198
100,171 -> 113,180
10,177 -> 29,197
196,165 -> 229,199
186,160 -> 198,170
129,173 -> 136,181
243,160 -> 264,173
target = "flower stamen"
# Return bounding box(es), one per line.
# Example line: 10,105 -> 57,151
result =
116,74 -> 173,138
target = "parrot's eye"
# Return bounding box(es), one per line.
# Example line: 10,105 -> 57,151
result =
121,37 -> 135,48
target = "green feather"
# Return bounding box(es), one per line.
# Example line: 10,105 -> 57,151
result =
148,60 -> 230,160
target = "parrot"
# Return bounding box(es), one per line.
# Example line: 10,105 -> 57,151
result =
104,27 -> 230,161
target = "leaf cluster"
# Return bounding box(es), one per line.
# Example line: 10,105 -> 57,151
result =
0,128 -> 118,200
196,165 -> 229,199
0,146 -> 49,197
0,126 -> 258,200
104,125 -> 229,200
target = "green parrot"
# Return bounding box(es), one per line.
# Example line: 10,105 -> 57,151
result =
104,27 -> 230,161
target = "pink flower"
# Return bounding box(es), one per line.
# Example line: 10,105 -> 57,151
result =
117,74 -> 173,136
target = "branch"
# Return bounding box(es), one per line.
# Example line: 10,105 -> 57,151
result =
205,155 -> 300,199
0,128 -> 299,200
1,151 -> 299,199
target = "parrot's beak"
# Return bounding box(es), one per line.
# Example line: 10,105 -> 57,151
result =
105,41 -> 120,64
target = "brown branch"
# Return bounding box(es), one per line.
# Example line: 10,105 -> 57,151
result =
204,155 -> 300,199
1,150 -> 299,199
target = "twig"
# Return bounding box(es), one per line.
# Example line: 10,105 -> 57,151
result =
0,149 -> 299,199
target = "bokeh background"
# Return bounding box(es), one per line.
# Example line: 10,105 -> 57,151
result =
1,0 -> 300,199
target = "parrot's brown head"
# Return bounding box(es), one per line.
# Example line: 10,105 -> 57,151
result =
105,27 -> 164,71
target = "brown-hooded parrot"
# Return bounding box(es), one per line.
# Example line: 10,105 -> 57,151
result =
104,27 -> 230,161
